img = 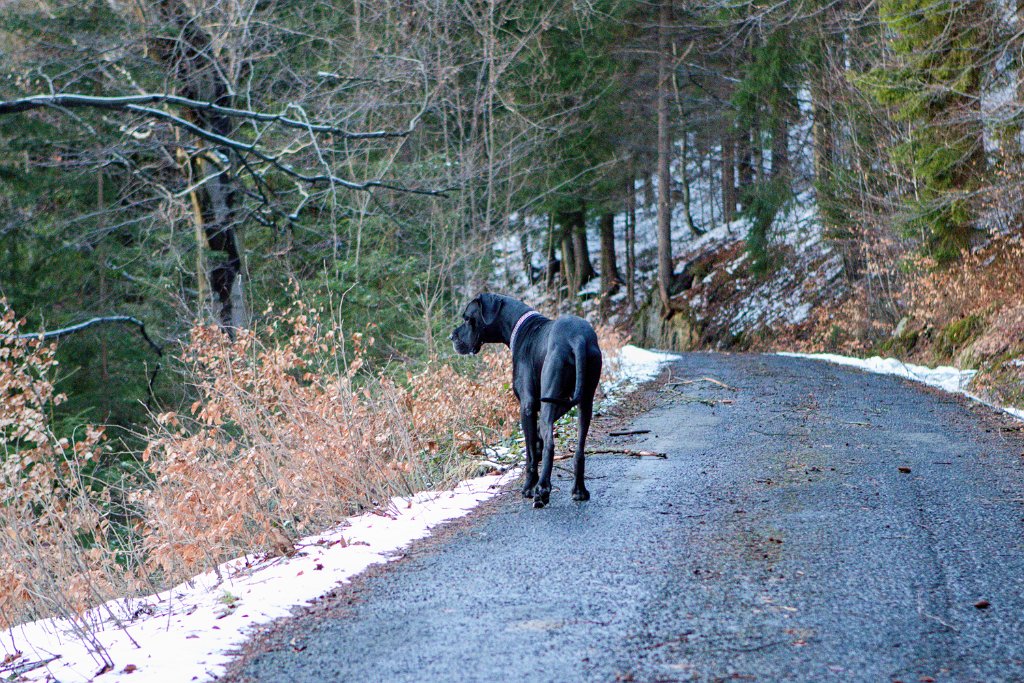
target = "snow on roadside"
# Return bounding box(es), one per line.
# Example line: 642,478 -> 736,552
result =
617,345 -> 680,384
778,352 -> 1024,423
4,471 -> 518,683
4,344 -> 679,683
602,344 -> 679,403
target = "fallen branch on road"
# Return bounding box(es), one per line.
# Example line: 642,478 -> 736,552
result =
660,388 -> 735,406
667,376 -> 738,391
608,429 -> 651,437
586,448 -> 667,459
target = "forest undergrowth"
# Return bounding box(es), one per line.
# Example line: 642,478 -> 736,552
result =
760,234 -> 1024,410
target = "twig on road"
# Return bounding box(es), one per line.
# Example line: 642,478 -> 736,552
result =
553,464 -> 607,479
608,429 -> 651,437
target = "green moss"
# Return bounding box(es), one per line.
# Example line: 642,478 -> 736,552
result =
878,329 -> 919,356
934,314 -> 983,361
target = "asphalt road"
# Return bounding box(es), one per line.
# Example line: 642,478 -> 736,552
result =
227,353 -> 1024,682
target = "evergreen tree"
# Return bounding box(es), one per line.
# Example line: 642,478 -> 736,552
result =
857,0 -> 991,260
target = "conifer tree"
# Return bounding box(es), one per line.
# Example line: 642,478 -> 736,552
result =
857,0 -> 991,260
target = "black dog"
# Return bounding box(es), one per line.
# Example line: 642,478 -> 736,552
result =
450,293 -> 602,508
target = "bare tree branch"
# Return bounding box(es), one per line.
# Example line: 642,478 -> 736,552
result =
0,93 -> 450,198
8,316 -> 163,357
0,93 -> 410,139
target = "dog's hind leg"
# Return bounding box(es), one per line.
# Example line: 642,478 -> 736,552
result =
534,402 -> 563,508
571,398 -> 593,502
520,401 -> 539,498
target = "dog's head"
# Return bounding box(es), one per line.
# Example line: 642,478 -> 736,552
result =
450,293 -> 504,355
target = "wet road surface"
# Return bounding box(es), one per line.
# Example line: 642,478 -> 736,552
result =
227,353 -> 1024,682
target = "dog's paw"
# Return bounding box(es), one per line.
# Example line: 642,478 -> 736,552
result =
571,487 -> 590,502
521,485 -> 535,499
533,487 -> 550,508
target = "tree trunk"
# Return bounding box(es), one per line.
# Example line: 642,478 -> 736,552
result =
97,171 -> 109,383
810,68 -> 833,189
643,174 -> 656,208
771,109 -> 789,181
626,171 -> 637,315
568,206 -> 595,289
680,134 -> 703,236
1018,0 -> 1024,154
810,45 -> 836,232
544,213 -> 559,290
599,212 -> 621,297
738,128 -> 754,209
656,0 -> 674,312
154,0 -> 247,332
751,110 -> 763,181
520,231 -> 533,285
721,126 -> 736,223
560,223 -> 577,298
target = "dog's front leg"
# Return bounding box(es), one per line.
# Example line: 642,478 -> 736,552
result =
520,401 -> 539,498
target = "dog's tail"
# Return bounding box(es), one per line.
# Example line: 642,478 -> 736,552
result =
540,338 -> 590,408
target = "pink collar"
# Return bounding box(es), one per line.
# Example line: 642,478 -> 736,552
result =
509,310 -> 541,356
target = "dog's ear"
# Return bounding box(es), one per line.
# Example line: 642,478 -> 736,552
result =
462,296 -> 481,321
479,294 -> 503,327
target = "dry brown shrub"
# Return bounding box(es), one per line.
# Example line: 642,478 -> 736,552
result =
594,323 -> 628,386
0,301 -> 121,628
904,236 -> 1024,327
973,305 -> 1024,358
140,302 -> 526,580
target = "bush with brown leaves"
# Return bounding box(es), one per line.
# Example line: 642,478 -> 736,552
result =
0,301 -> 117,628
140,302 -> 526,579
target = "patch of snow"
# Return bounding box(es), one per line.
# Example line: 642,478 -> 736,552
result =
821,254 -> 844,283
777,352 -> 1024,424
1002,405 -> 1024,422
617,344 -> 679,383
578,277 -> 602,296
601,344 -> 679,405
788,302 -> 812,326
725,252 -> 748,275
778,352 -> 976,394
